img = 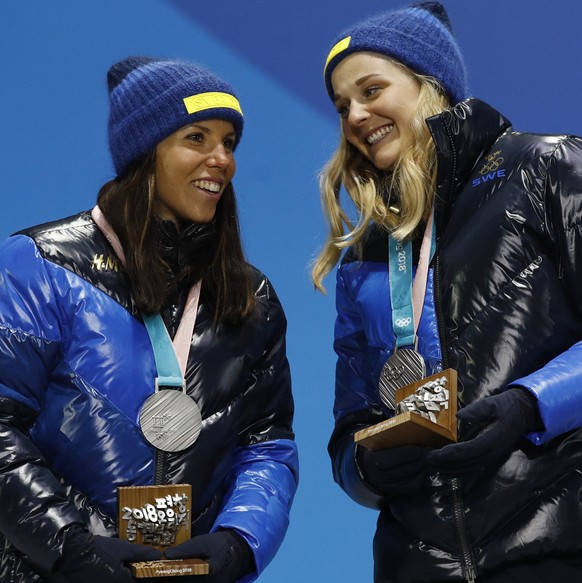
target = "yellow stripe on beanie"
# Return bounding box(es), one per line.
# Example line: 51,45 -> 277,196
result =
324,36 -> 351,78
183,92 -> 243,116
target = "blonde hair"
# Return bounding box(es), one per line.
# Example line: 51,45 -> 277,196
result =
311,65 -> 450,292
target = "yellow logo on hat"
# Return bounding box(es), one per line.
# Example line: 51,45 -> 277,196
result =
324,36 -> 352,77
183,92 -> 243,116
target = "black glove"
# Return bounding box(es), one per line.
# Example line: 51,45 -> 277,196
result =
357,444 -> 432,497
163,530 -> 254,583
52,525 -> 162,583
427,388 -> 541,476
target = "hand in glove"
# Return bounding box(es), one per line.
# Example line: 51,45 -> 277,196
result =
357,444 -> 432,497
164,529 -> 255,583
52,525 -> 162,583
163,530 -> 254,583
427,388 -> 541,476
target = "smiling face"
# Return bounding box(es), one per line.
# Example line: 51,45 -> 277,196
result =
331,52 -> 421,171
154,119 -> 236,225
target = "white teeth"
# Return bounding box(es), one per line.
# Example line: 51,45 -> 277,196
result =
193,180 -> 221,193
367,125 -> 393,145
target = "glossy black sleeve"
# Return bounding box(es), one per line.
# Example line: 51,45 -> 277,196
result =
0,396 -> 85,575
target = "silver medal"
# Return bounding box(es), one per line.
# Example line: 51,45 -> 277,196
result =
378,348 -> 426,410
139,387 -> 202,453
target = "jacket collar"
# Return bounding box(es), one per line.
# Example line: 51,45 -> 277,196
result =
426,98 -> 512,230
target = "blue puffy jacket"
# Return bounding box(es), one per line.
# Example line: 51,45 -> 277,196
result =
0,210 -> 298,582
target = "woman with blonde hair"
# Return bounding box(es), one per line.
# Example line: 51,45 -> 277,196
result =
314,2 -> 582,581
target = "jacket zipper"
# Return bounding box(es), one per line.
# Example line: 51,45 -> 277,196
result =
451,477 -> 477,583
434,254 -> 476,581
154,450 -> 167,485
434,110 -> 477,583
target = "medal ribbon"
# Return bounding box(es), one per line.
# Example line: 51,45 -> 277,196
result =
91,206 -> 200,387
388,210 -> 436,349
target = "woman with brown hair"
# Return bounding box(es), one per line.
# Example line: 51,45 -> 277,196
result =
0,56 -> 298,583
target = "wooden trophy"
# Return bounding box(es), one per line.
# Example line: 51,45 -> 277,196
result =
355,369 -> 458,450
118,484 -> 209,578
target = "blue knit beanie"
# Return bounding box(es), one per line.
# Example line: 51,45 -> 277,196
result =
323,2 -> 468,105
107,56 -> 244,177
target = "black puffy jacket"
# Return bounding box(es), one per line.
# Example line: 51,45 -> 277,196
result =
329,98 -> 582,581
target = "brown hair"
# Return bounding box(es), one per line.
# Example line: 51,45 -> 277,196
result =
97,151 -> 255,325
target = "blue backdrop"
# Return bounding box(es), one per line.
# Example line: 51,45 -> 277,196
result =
1,2 -> 581,581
